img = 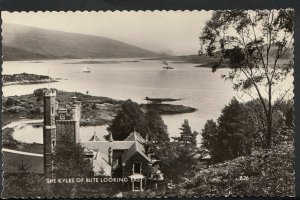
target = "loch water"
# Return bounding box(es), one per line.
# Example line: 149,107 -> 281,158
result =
3,58 -> 267,143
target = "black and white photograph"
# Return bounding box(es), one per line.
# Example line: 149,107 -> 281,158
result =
1,9 -> 295,197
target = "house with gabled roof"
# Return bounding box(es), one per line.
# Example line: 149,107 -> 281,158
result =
81,131 -> 156,191
43,89 -> 162,191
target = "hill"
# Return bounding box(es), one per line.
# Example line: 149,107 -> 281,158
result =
2,23 -> 159,61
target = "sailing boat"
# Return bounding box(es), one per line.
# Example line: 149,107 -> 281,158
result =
82,65 -> 91,73
162,59 -> 174,70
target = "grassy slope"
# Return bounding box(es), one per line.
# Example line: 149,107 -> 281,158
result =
3,152 -> 44,174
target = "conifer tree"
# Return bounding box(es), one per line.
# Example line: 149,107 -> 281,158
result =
174,119 -> 198,146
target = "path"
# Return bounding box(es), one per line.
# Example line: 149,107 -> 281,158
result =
3,119 -> 43,129
2,148 -> 43,157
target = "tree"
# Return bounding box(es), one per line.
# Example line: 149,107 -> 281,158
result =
173,119 -> 198,146
200,9 -> 294,148
201,119 -> 219,156
107,99 -> 147,140
201,98 -> 253,162
53,134 -> 93,177
145,109 -> 169,142
52,133 -> 93,196
152,142 -> 197,183
108,99 -> 169,142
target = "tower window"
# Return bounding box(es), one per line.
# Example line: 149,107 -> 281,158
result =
52,140 -> 55,148
60,114 -> 65,120
51,107 -> 54,115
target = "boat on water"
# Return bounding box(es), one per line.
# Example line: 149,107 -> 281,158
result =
82,66 -> 91,73
162,59 -> 174,70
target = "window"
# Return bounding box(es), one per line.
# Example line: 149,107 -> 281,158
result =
134,181 -> 140,191
133,163 -> 141,174
51,107 -> 54,115
60,114 -> 65,120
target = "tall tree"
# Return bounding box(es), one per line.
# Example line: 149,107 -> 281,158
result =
201,98 -> 253,162
173,119 -> 198,146
201,119 -> 219,157
200,9 -> 294,148
145,109 -> 169,142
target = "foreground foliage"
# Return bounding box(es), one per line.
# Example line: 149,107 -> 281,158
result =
171,141 -> 294,197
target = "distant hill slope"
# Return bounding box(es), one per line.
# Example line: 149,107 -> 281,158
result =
2,23 -> 159,61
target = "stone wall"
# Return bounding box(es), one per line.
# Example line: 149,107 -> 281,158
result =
56,120 -> 77,143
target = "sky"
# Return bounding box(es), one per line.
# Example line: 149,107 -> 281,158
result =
2,11 -> 213,55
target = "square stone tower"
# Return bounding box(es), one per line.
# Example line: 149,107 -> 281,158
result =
43,89 -> 57,178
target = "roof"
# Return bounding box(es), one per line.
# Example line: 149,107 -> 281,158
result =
122,141 -> 151,163
81,131 -> 152,175
124,131 -> 145,143
81,141 -> 134,155
92,151 -> 111,176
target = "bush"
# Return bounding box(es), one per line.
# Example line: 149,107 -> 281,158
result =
5,97 -> 19,107
33,88 -> 47,97
91,103 -> 97,109
29,107 -> 42,115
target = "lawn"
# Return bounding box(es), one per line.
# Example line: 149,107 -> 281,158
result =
3,151 -> 44,174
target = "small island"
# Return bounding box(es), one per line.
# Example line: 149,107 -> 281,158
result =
3,73 -> 59,86
141,97 -> 197,114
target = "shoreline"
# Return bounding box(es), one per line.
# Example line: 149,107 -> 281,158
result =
3,79 -> 58,86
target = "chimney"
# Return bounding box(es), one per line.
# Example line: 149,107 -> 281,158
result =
145,133 -> 149,155
109,131 -> 114,142
145,133 -> 149,143
145,144 -> 149,156
108,147 -> 112,165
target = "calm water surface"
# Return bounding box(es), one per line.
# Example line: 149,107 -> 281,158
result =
3,58 -> 241,143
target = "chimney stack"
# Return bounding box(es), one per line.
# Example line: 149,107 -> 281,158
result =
108,147 -> 113,165
109,131 -> 114,142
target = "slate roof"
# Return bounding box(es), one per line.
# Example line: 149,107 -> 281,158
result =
121,142 -> 151,163
124,131 -> 145,143
81,141 -> 134,155
81,131 -> 152,175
